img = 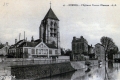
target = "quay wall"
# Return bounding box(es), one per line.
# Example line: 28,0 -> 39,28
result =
11,62 -> 75,79
9,60 -> 98,79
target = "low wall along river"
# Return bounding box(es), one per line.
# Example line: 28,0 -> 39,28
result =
11,62 -> 75,79
3,60 -> 98,79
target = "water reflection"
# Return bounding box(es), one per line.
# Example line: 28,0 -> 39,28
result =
38,64 -> 120,80
36,71 -> 75,80
1,63 -> 120,80
71,66 -> 105,80
38,66 -> 105,80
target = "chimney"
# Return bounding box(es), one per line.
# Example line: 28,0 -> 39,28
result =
24,31 -> 25,42
15,39 -> 17,44
6,42 -> 8,46
73,36 -> 76,40
31,36 -> 34,42
81,36 -> 83,38
26,37 -> 27,41
91,44 -> 92,47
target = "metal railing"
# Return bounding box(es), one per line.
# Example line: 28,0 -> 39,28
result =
1,58 -> 70,66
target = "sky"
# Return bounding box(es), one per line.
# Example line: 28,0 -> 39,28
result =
0,0 -> 120,50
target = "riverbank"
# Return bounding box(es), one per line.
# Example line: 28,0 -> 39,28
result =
10,62 -> 75,79
0,60 -> 98,80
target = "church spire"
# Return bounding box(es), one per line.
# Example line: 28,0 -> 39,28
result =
50,1 -> 51,8
43,2 -> 59,21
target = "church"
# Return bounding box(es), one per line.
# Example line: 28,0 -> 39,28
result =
39,6 -> 61,55
8,6 -> 61,59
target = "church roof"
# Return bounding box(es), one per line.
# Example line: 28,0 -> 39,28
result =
44,8 -> 59,21
45,43 -> 58,49
9,40 -> 40,49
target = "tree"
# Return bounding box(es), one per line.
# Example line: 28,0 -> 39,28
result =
61,48 -> 65,55
101,36 -> 114,52
108,46 -> 119,69
100,36 -> 116,59
65,49 -> 73,61
100,36 -> 118,79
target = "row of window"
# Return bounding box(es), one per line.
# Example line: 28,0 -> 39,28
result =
50,33 -> 57,37
72,43 -> 84,50
50,28 -> 57,32
36,49 -> 48,54
50,21 -> 57,27
9,48 -> 58,55
9,49 -> 23,53
49,21 -> 58,38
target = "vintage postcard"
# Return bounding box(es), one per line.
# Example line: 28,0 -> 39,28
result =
0,0 -> 120,80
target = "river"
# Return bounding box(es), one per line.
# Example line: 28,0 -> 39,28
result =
0,63 -> 120,80
35,63 -> 120,80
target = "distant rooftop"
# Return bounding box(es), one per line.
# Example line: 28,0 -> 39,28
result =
72,36 -> 88,43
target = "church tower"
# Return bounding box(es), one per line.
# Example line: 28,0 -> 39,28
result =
39,7 -> 60,51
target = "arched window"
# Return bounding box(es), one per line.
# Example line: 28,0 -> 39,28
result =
41,49 -> 43,54
46,49 -> 48,54
51,21 -> 53,26
54,22 -> 56,26
39,49 -> 41,54
36,49 -> 38,54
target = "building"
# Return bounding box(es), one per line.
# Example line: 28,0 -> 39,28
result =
114,52 -> 120,62
8,39 -> 26,58
8,38 -> 59,59
114,52 -> 120,59
88,45 -> 96,59
72,36 -> 88,60
94,43 -> 105,62
0,42 -> 9,56
39,7 -> 61,55
8,6 -> 61,59
88,45 -> 94,54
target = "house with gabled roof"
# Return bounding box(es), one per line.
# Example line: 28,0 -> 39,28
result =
8,38 -> 59,59
94,43 -> 105,62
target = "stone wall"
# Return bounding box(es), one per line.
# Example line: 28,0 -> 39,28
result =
11,62 -> 75,79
